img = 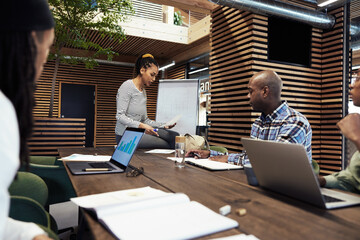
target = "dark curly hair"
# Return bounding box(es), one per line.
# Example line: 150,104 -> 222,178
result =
0,31 -> 37,168
134,53 -> 159,77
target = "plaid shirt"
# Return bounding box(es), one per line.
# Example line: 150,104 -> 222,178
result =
211,101 -> 312,164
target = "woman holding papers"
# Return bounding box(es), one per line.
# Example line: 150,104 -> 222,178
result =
115,54 -> 179,148
0,0 -> 54,239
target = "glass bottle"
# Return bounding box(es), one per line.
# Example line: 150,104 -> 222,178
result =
175,136 -> 186,168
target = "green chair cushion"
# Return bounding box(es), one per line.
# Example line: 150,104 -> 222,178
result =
9,172 -> 48,206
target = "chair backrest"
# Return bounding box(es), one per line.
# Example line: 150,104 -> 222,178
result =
8,171 -> 48,206
29,156 -> 57,165
9,196 -> 50,228
27,163 -> 76,205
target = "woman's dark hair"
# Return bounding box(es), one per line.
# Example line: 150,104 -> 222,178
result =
134,53 -> 159,77
0,31 -> 37,167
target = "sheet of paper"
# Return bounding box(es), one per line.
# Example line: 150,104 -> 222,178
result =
59,154 -> 111,162
213,234 -> 260,240
71,186 -> 170,209
102,201 -> 238,240
145,149 -> 175,154
186,158 -> 243,170
160,114 -> 182,127
167,157 -> 195,162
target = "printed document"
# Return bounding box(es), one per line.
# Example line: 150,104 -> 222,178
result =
71,186 -> 238,239
59,154 -> 111,162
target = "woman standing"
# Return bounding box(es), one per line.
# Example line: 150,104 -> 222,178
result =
115,54 -> 179,148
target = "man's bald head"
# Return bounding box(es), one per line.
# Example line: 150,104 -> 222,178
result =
250,70 -> 282,99
247,70 -> 283,115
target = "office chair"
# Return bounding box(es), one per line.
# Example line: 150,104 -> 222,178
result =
8,171 -> 48,206
8,171 -> 58,234
9,195 -> 50,227
27,163 -> 76,206
29,155 -> 61,166
10,196 -> 59,240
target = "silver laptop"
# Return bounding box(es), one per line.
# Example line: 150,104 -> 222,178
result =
241,138 -> 360,209
66,128 -> 145,175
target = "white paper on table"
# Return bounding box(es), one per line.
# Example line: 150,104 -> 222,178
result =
213,234 -> 260,240
145,149 -> 175,154
160,114 -> 182,127
167,157 -> 195,162
59,153 -> 111,161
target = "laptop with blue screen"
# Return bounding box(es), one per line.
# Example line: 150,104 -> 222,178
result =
66,128 -> 145,175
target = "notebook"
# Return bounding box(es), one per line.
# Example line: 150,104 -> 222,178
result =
66,128 -> 145,175
186,158 -> 243,171
241,138 -> 360,209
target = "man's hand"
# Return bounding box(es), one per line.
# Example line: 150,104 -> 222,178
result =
337,113 -> 360,150
185,149 -> 210,159
317,175 -> 326,187
209,155 -> 228,163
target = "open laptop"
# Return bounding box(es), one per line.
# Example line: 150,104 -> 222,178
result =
66,128 -> 145,175
241,138 -> 360,209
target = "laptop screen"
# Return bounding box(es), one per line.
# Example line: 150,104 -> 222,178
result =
111,128 -> 145,167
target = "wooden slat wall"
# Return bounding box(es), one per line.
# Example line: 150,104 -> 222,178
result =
209,6 -> 346,174
167,64 -> 186,79
34,61 -> 160,147
319,7 -> 345,174
29,117 -> 86,156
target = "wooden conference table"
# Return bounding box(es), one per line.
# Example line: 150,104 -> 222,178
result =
59,147 -> 360,240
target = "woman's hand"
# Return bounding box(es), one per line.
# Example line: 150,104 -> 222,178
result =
165,123 -> 176,129
139,123 -> 159,136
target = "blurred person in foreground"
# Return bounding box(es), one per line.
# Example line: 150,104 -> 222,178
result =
0,0 -> 55,239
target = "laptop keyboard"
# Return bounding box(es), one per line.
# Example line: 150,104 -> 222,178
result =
323,194 -> 344,203
89,162 -> 115,169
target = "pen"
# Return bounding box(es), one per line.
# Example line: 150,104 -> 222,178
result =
83,168 -> 111,172
153,128 -> 158,132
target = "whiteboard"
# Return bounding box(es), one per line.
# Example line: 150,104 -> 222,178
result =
156,79 -> 199,135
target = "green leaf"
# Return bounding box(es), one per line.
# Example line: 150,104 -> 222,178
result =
48,0 -> 134,69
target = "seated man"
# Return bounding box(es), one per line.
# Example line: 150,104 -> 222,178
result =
186,70 -> 312,164
318,71 -> 360,194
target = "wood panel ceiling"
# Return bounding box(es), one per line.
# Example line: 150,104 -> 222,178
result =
58,0 -> 359,66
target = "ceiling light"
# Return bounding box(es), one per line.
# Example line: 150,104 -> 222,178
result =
159,61 -> 175,71
318,0 -> 339,7
188,67 -> 209,75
